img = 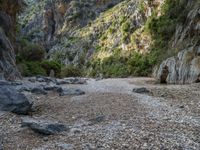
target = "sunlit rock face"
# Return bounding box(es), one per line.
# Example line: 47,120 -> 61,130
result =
156,46 -> 200,84
19,0 -> 124,50
156,1 -> 200,84
0,0 -> 22,81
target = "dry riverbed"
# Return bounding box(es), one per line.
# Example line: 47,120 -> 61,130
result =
0,78 -> 200,150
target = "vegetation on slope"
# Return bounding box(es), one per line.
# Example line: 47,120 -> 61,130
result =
17,0 -> 194,78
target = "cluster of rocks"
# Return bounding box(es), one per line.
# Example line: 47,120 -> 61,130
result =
0,77 -> 87,138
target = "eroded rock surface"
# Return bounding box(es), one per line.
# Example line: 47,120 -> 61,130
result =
156,46 -> 200,84
21,117 -> 68,135
0,1 -> 22,81
0,85 -> 32,115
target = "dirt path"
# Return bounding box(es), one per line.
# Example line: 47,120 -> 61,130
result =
0,78 -> 200,149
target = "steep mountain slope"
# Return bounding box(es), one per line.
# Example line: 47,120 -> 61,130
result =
0,0 -> 22,80
20,0 -> 160,76
19,0 -> 124,49
19,0 -> 200,83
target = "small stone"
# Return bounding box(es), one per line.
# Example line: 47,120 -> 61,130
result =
0,144 -> 3,150
49,69 -> 55,78
0,73 -> 5,80
28,77 -> 36,83
43,137 -> 48,141
59,88 -> 85,96
132,87 -> 150,94
43,85 -> 61,91
57,143 -> 74,150
179,105 -> 184,109
89,115 -> 105,125
31,87 -> 48,95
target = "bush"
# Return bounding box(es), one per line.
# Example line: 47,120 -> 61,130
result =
61,65 -> 82,77
121,21 -> 130,33
18,38 -> 45,61
40,60 -> 61,77
17,61 -> 47,77
127,52 -> 153,76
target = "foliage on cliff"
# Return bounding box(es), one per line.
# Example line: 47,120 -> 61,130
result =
18,0 -> 200,78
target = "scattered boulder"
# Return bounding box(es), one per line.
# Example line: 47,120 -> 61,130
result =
0,80 -> 11,86
36,76 -> 56,83
43,85 -> 61,92
17,86 -> 32,92
0,86 -> 32,115
0,73 -> 5,80
56,143 -> 74,150
56,78 -> 87,85
132,87 -> 150,94
88,115 -> 105,125
0,144 -> 3,150
59,88 -> 85,96
28,77 -> 36,83
11,81 -> 23,86
31,87 -> 48,95
49,69 -> 55,78
21,117 -> 68,135
56,79 -> 69,85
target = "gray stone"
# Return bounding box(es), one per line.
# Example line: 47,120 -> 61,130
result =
0,80 -> 11,86
0,86 -> 32,115
57,143 -> 74,150
36,76 -> 56,83
56,78 -> 87,85
0,144 -> 3,150
43,85 -> 61,91
21,117 -> 68,135
11,81 -> 23,86
132,87 -> 150,94
59,88 -> 85,96
31,87 -> 48,95
56,79 -> 71,85
89,115 -> 105,125
17,86 -> 32,92
28,77 -> 36,83
0,73 -> 5,80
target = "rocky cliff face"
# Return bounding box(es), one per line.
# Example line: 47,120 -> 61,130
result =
19,0 -> 200,83
155,1 -> 200,84
0,0 -> 22,81
19,0 -> 124,50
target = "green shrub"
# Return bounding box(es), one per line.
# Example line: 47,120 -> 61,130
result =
18,61 -> 47,77
127,52 -> 153,76
18,38 -> 45,61
121,21 -> 130,33
40,60 -> 61,77
61,65 -> 82,77
145,0 -> 189,64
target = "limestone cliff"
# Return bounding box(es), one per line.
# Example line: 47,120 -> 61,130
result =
0,0 -> 22,80
19,0 -> 200,83
155,0 -> 200,84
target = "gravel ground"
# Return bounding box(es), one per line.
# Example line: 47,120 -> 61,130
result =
0,78 -> 200,150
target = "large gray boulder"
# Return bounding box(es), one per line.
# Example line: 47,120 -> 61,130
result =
21,117 -> 68,135
0,85 -> 32,114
